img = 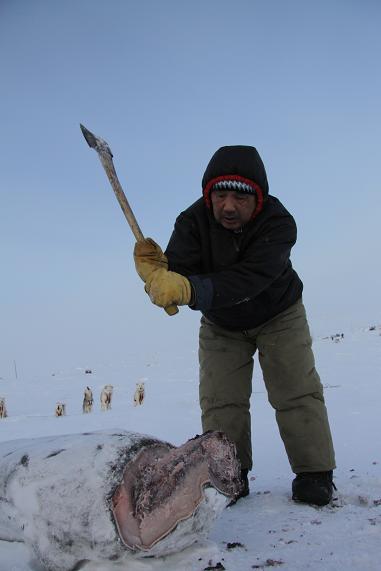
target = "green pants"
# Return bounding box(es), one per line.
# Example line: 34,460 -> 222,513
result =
199,299 -> 336,474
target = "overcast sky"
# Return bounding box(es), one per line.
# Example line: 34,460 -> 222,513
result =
1,0 -> 380,379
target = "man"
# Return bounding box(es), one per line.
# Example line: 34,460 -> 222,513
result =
134,145 -> 336,506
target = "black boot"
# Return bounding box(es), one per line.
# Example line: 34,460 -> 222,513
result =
292,470 -> 336,506
239,468 -> 250,499
227,469 -> 250,506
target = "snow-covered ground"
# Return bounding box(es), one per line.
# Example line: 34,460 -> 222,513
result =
1,326 -> 380,571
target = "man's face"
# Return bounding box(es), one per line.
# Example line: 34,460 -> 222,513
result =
211,190 -> 257,230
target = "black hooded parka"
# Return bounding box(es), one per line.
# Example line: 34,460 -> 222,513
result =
165,146 -> 303,331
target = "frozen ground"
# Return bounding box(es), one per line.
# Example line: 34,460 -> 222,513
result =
0,326 -> 380,571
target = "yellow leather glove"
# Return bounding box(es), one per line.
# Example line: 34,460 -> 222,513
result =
133,238 -> 168,282
145,268 -> 192,308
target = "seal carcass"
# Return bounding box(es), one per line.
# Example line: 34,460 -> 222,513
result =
0,429 -> 242,570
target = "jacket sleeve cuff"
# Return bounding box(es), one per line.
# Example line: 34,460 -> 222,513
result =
188,275 -> 214,311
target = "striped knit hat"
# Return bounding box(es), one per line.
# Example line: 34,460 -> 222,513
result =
202,146 -> 269,220
211,179 -> 256,194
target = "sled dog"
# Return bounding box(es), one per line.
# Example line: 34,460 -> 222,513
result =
133,382 -> 145,406
82,386 -> 93,413
0,398 -> 7,419
55,402 -> 66,417
100,384 -> 113,411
